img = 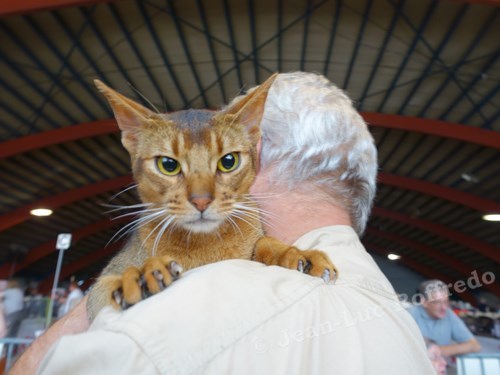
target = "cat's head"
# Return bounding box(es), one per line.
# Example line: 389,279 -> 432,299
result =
96,74 -> 276,233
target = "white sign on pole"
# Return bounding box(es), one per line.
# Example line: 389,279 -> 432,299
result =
47,233 -> 73,328
56,233 -> 72,251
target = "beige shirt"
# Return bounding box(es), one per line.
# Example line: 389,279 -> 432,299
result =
38,226 -> 434,375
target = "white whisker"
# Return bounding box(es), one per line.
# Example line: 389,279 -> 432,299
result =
233,203 -> 279,223
236,201 -> 281,219
243,192 -> 281,199
141,214 -> 174,254
109,184 -> 139,201
151,216 -> 176,256
165,219 -> 179,243
108,209 -> 166,246
228,211 -> 263,235
225,215 -> 243,236
128,83 -> 161,114
232,204 -> 280,233
103,202 -> 153,214
112,207 -> 165,220
186,229 -> 194,251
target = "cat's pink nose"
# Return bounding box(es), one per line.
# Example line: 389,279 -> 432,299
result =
190,196 -> 213,213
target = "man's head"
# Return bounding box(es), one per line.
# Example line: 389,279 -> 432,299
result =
69,276 -> 79,291
254,72 -> 377,235
419,279 -> 450,319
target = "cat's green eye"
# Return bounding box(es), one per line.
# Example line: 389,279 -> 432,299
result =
156,156 -> 181,176
217,152 -> 240,173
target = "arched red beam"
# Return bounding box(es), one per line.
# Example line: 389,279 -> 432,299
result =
0,0 -> 115,17
1,0 -> 497,18
365,242 -> 478,305
373,207 -> 500,263
366,227 -> 500,296
38,241 -> 123,294
363,112 -> 500,150
378,173 -> 500,213
3,174 -> 496,233
0,217 -> 127,278
1,174 -> 497,269
0,175 -> 133,232
0,120 -> 118,159
2,114 -> 500,160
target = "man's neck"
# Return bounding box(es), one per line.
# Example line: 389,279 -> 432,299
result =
251,178 -> 352,244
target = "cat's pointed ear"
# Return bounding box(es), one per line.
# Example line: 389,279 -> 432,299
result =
224,73 -> 278,143
94,80 -> 155,155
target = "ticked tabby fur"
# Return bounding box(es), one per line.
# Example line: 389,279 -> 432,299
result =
87,74 -> 337,321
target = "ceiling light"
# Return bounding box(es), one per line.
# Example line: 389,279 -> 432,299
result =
482,213 -> 500,222
387,253 -> 400,261
30,208 -> 53,217
461,173 -> 479,183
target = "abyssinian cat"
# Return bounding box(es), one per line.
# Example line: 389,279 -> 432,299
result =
87,74 -> 337,320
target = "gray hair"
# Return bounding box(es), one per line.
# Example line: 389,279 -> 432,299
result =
257,72 -> 377,235
418,279 -> 449,300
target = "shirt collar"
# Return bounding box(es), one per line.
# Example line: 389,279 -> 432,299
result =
418,304 -> 435,320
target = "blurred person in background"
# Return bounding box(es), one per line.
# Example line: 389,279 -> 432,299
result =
3,279 -> 25,337
0,280 -> 7,338
53,289 -> 67,320
24,283 -> 46,319
424,337 -> 447,375
409,279 -> 481,357
60,278 -> 83,317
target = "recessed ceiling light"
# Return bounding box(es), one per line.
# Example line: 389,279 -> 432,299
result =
461,173 -> 479,184
387,253 -> 400,261
461,173 -> 479,183
482,213 -> 500,222
30,208 -> 53,217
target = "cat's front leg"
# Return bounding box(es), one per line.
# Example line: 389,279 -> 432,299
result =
108,256 -> 183,310
254,236 -> 338,282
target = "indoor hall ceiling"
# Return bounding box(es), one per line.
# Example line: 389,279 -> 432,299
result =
0,0 -> 498,302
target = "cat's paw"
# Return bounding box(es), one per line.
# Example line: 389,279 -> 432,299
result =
280,248 -> 338,283
109,256 -> 183,310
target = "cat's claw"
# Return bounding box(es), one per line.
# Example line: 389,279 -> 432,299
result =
331,269 -> 339,283
169,261 -> 183,280
139,275 -> 150,299
109,256 -> 184,311
152,270 -> 166,290
300,264 -> 337,284
113,288 -> 131,310
322,269 -> 330,283
298,259 -> 304,273
149,262 -> 182,292
297,259 -> 312,274
322,268 -> 339,284
277,247 -> 338,283
113,289 -> 122,306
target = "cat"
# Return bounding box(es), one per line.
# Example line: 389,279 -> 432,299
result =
87,74 -> 337,321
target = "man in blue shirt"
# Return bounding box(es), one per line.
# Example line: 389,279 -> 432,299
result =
409,280 -> 481,357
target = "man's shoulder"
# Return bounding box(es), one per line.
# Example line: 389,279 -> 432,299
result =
99,260 -> 324,328
444,308 -> 463,324
407,304 -> 424,319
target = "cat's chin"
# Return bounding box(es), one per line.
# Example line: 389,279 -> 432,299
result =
182,218 -> 222,234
